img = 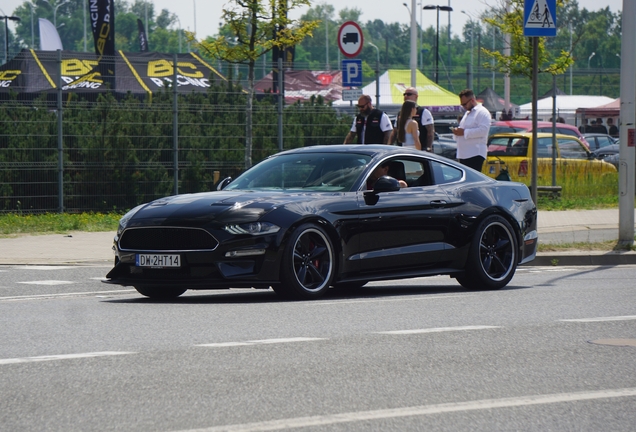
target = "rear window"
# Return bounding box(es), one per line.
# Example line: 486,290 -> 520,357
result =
489,126 -> 525,135
487,137 -> 529,157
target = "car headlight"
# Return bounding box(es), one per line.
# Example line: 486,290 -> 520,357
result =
223,222 -> 280,236
117,204 -> 145,235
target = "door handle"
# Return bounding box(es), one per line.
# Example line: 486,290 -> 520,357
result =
429,200 -> 448,208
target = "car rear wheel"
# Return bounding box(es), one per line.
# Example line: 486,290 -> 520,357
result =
134,285 -> 187,299
457,215 -> 517,291
276,224 -> 334,299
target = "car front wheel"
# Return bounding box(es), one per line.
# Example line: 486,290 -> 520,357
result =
457,215 -> 517,291
276,224 -> 335,299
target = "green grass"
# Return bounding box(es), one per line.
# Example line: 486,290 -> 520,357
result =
0,212 -> 121,236
0,170 -> 634,253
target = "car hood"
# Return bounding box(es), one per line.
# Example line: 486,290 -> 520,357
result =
126,190 -> 327,227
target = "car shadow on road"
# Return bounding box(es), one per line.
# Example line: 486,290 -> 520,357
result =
102,283 -> 485,305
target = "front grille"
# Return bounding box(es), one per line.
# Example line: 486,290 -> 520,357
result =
119,227 -> 218,251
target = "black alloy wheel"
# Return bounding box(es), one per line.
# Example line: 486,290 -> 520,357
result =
457,215 -> 517,291
276,224 -> 334,299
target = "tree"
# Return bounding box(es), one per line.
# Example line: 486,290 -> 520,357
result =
193,0 -> 318,169
481,0 -> 573,78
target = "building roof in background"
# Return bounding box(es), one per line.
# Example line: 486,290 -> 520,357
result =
254,70 -> 342,103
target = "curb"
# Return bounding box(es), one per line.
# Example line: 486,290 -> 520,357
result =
528,251 -> 636,266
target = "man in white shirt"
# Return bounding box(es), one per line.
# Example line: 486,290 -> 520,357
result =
452,89 -> 492,172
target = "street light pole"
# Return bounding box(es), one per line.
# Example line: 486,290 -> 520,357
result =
368,42 -> 380,108
447,0 -> 451,74
410,0 -> 417,86
588,51 -> 595,69
28,2 -> 36,49
423,5 -> 453,84
42,0 -> 69,29
2,15 -> 21,64
175,16 -> 182,53
418,2 -> 422,69
83,0 -> 86,51
402,1 -> 418,87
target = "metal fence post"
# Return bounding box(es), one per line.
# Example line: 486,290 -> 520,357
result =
277,57 -> 283,152
57,49 -> 64,213
173,53 -> 179,196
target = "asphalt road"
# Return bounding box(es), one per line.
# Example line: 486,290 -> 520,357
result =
1,264 -> 635,431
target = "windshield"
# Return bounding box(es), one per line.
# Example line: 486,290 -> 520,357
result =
225,152 -> 372,192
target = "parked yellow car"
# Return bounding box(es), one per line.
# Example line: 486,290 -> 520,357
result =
484,133 -> 617,182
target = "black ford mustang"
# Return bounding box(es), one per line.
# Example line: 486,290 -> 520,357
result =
105,145 -> 538,299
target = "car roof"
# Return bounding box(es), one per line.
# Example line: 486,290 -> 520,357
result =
276,144 -> 448,160
489,132 -> 584,141
492,120 -> 579,130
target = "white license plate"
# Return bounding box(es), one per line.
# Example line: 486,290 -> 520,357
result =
136,254 -> 181,268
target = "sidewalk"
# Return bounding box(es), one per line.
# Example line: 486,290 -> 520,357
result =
0,209 -> 635,266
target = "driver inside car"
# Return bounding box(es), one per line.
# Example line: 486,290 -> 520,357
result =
366,162 -> 408,189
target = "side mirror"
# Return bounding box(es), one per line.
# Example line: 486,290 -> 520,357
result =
216,177 -> 233,191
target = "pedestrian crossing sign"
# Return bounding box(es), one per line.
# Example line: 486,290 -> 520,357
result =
523,0 -> 557,37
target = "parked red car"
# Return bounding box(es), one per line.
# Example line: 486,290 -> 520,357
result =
490,120 -> 590,150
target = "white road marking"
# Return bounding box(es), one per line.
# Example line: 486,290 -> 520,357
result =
0,289 -> 135,302
90,277 -> 108,281
560,315 -> 636,323
196,337 -> 326,348
0,351 -> 136,365
176,388 -> 636,432
18,280 -> 75,286
12,266 -> 76,270
377,325 -> 501,335
315,294 -> 473,306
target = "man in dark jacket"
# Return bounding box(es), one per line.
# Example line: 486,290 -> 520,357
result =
344,95 -> 393,144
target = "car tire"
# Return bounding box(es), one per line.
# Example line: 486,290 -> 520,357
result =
134,285 -> 187,299
277,224 -> 335,300
457,215 -> 517,291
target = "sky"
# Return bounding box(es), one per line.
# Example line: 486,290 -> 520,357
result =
0,0 -> 624,41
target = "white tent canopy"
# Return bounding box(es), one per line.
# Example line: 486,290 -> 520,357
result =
518,95 -> 614,124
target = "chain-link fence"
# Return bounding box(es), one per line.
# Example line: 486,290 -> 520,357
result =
0,52 -> 352,214
1,50 -> 621,214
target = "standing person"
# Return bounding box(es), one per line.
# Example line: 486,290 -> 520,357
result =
596,118 -> 608,134
397,100 -> 421,150
390,87 -> 434,151
344,95 -> 393,144
607,118 -> 619,138
578,118 -> 588,133
452,89 -> 491,172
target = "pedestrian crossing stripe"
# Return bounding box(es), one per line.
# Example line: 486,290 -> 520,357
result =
525,0 -> 555,29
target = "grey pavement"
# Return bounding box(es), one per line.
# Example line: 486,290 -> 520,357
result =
0,209 -> 635,267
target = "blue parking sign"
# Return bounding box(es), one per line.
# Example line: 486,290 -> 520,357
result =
342,60 -> 362,87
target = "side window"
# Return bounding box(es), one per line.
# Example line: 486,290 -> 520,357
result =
557,128 -> 579,138
536,138 -> 553,157
430,160 -> 463,185
597,136 -> 613,148
558,139 -> 588,159
487,137 -> 510,156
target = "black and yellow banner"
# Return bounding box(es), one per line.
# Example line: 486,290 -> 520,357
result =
0,49 -> 226,100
